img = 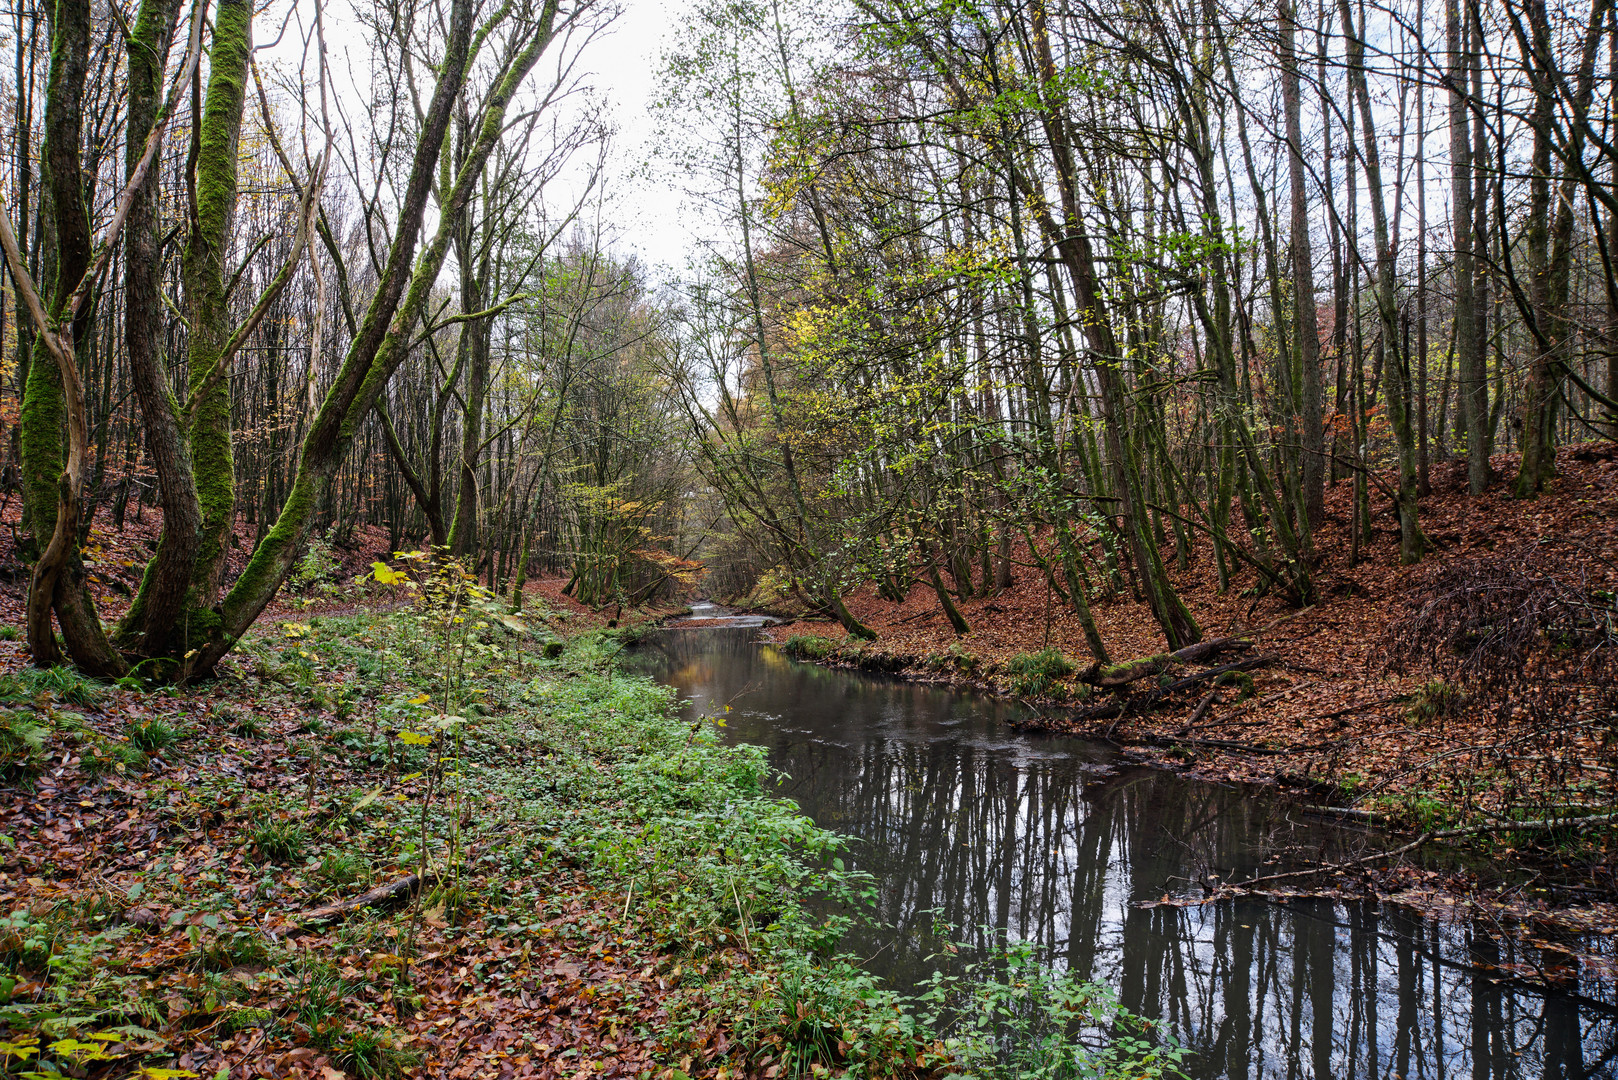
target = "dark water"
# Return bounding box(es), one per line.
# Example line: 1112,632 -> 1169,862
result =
626,626 -> 1618,1080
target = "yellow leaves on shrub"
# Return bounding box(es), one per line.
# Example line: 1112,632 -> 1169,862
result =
370,561 -> 411,586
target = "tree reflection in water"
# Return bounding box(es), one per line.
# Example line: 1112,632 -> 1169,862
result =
625,628 -> 1618,1080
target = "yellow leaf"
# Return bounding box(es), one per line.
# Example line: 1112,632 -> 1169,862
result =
397,731 -> 433,746
371,562 -> 410,586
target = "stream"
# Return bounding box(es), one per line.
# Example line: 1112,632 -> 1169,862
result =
625,618 -> 1618,1079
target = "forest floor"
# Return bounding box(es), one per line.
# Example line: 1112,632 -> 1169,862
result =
0,577 -> 945,1080
761,443 -> 1618,917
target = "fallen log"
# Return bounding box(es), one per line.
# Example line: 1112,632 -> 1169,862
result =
1072,655 -> 1276,726
299,872 -> 438,923
1076,635 -> 1253,687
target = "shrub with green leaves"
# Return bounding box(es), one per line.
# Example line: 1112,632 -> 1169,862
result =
917,933 -> 1188,1080
292,530 -> 341,595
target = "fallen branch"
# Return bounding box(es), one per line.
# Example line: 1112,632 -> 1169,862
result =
1180,691 -> 1217,733
299,872 -> 438,923
1212,679 -> 1316,724
1140,733 -> 1290,755
1297,805 -> 1391,824
1228,812 -> 1618,890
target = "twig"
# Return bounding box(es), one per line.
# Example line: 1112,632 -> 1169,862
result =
297,872 -> 439,924
1180,691 -> 1217,734
1229,812 -> 1618,890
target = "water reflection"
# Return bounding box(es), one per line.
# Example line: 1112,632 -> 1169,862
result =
625,628 -> 1618,1080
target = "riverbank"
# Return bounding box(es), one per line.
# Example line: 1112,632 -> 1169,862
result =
0,601 -> 943,1078
753,446 -> 1618,907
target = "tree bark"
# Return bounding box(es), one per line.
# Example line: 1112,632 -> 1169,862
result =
1341,0 -> 1425,563
1282,0 -> 1324,533
116,0 -> 195,660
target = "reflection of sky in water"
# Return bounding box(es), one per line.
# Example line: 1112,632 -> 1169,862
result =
625,629 -> 1618,1080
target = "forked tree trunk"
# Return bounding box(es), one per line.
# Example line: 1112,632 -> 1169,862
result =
193,0 -> 561,675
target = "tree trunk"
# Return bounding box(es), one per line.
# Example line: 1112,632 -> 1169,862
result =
1282,0 -> 1323,533
1341,0 -> 1424,563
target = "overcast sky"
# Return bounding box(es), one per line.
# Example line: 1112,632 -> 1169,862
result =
581,0 -> 699,277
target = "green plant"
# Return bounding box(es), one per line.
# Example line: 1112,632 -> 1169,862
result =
317,852 -> 370,889
331,1027 -> 418,1079
0,666 -> 104,707
125,719 -> 183,754
232,714 -> 266,738
251,818 -> 307,863
84,741 -> 149,775
196,930 -> 273,972
917,933 -> 1188,1080
292,530 -> 341,595
781,634 -> 839,661
287,958 -> 348,1048
0,711 -> 49,778
0,626 -> 19,642
1004,648 -> 1074,697
222,1005 -> 274,1033
1405,679 -> 1465,725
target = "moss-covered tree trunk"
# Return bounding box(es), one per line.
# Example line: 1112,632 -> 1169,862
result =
17,0 -> 105,669
448,215 -> 491,558
182,0 -> 251,617
116,0 -> 194,660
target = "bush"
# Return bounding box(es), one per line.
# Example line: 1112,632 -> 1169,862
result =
781,634 -> 840,661
292,529 -> 341,594
917,932 -> 1188,1080
1004,648 -> 1074,697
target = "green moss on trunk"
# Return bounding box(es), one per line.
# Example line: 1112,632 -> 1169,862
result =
182,0 -> 252,606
